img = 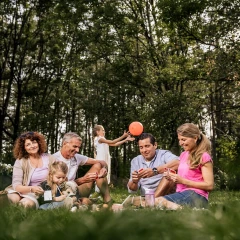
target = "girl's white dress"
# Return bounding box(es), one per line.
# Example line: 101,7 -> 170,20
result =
94,136 -> 111,184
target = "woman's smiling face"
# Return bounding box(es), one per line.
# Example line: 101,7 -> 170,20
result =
24,139 -> 39,155
178,133 -> 197,152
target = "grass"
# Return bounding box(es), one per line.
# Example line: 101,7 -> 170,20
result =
0,189 -> 240,240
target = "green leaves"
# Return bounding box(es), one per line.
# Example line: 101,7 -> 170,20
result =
1,0 -> 240,187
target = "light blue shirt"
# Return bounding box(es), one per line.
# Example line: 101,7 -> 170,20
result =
128,149 -> 179,195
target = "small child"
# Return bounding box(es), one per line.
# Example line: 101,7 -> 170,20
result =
93,125 -> 135,185
38,161 -> 70,210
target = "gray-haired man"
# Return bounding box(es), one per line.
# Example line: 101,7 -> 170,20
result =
53,132 -> 112,204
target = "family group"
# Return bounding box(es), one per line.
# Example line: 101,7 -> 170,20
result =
5,123 -> 214,211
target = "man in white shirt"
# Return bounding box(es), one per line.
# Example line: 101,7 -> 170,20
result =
53,132 -> 112,204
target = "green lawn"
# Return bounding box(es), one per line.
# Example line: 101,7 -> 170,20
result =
0,189 -> 240,240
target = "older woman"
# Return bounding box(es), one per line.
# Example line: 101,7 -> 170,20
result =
7,131 -> 55,208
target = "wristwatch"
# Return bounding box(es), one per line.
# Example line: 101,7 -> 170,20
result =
152,167 -> 158,175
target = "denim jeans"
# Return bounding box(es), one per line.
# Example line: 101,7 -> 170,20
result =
39,201 -> 65,210
163,190 -> 208,208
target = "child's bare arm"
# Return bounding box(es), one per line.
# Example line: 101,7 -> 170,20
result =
53,195 -> 66,202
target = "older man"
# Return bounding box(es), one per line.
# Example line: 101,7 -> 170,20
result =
128,133 -> 179,197
53,132 -> 112,204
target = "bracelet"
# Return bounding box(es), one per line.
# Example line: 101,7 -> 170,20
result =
30,187 -> 32,193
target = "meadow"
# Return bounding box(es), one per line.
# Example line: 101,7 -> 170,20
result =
0,189 -> 240,240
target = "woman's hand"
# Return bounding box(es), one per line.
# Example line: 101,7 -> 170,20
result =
167,173 -> 184,184
31,186 -> 44,195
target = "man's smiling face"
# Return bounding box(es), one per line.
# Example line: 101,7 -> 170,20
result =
138,137 -> 157,161
61,137 -> 82,159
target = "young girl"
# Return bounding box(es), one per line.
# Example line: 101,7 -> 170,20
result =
39,161 -> 69,210
155,123 -> 214,209
93,125 -> 135,185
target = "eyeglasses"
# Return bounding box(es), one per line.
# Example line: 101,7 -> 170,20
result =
20,132 -> 34,139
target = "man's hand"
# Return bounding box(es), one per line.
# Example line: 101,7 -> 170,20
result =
98,167 -> 107,178
137,168 -> 155,178
131,170 -> 139,183
75,172 -> 97,185
98,160 -> 108,170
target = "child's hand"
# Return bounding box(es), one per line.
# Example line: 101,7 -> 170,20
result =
55,195 -> 66,202
126,136 -> 135,142
123,131 -> 129,138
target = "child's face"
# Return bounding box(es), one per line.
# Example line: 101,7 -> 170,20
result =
98,127 -> 105,137
52,170 -> 66,185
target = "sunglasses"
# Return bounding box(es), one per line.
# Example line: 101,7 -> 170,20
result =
20,132 -> 34,139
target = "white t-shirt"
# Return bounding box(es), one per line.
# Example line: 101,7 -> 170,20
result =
53,151 -> 88,181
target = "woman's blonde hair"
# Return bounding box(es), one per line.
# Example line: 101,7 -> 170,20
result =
177,123 -> 211,169
47,161 -> 68,196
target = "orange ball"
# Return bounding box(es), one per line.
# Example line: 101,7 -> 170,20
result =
129,122 -> 144,136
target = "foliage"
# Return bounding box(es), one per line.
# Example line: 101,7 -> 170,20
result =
1,0 -> 240,188
0,163 -> 13,175
215,137 -> 240,190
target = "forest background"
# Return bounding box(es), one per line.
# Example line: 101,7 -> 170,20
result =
0,0 -> 240,190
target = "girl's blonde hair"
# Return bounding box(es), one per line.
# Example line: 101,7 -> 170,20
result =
92,125 -> 104,137
177,123 -> 211,169
47,161 -> 68,196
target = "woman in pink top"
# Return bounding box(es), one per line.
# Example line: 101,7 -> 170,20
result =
155,123 -> 214,209
7,132 -> 55,208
